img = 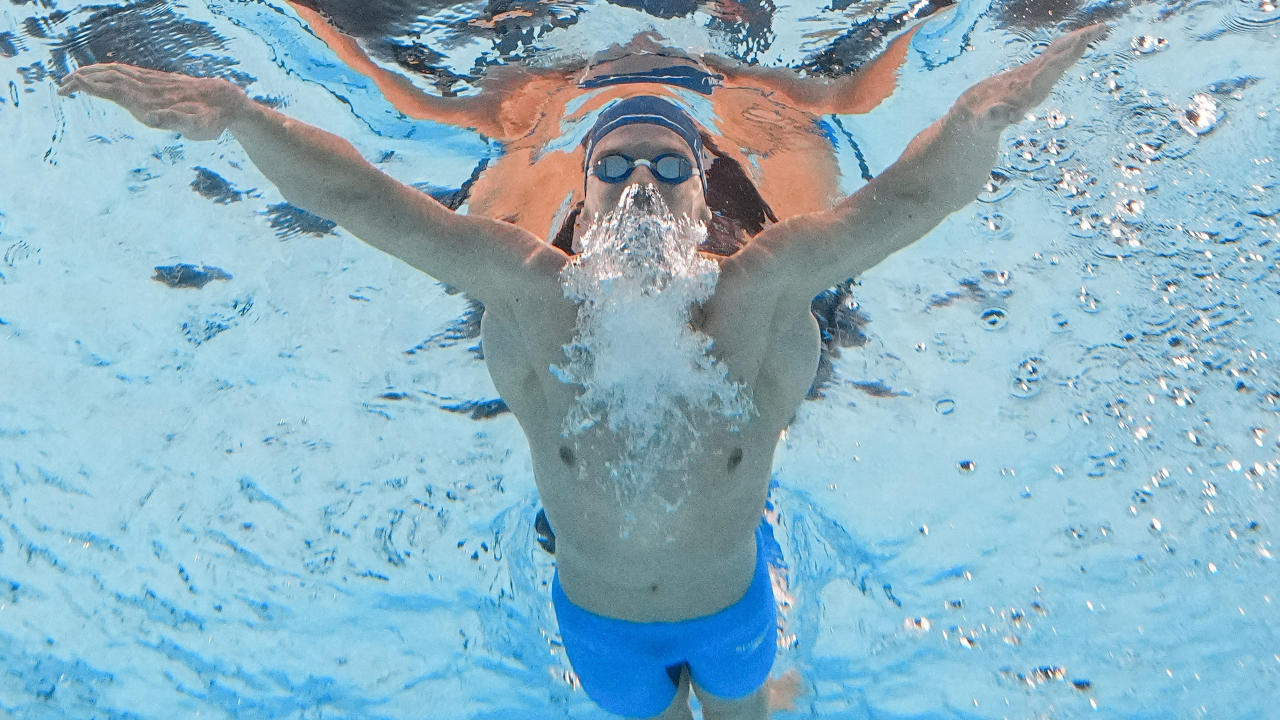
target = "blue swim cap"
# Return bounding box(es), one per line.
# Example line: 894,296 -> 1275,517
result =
584,95 -> 705,182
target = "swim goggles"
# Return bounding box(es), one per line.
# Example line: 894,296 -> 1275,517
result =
591,152 -> 696,185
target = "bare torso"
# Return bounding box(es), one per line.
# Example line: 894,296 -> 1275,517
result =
479,257 -> 820,622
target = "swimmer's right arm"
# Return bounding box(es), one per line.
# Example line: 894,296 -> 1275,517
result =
731,24 -> 1107,303
58,64 -> 568,304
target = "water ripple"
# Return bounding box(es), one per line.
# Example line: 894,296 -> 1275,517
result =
1221,0 -> 1280,33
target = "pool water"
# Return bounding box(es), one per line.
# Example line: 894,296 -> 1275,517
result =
0,0 -> 1277,718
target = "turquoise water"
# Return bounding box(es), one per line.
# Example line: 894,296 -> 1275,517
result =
1,1 -> 1277,718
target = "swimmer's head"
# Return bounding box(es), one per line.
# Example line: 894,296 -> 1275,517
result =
578,96 -> 711,245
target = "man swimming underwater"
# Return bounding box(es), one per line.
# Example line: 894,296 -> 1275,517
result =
59,22 -> 1105,720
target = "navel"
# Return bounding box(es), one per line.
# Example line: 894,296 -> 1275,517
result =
559,445 -> 576,466
727,447 -> 743,471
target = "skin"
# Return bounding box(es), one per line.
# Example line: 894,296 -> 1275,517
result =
58,23 -> 1107,720
282,2 -> 926,240
578,124 -> 712,233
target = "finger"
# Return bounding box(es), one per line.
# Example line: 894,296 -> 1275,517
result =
71,63 -> 134,80
101,63 -> 175,85
76,63 -> 147,78
1074,22 -> 1111,46
74,63 -> 173,90
75,73 -> 173,115
57,66 -> 100,93
1026,28 -> 1102,92
66,72 -> 133,102
64,65 -> 132,94
1054,23 -> 1108,62
56,75 -> 82,96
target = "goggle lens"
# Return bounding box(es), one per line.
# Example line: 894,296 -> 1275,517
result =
593,153 -> 694,185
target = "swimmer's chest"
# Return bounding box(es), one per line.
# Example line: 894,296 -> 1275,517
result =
477,291 -> 820,434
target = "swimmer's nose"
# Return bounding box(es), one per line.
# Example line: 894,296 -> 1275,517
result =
628,164 -> 659,186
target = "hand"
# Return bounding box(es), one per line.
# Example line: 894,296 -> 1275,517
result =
58,64 -> 251,141
957,23 -> 1109,130
767,669 -> 804,712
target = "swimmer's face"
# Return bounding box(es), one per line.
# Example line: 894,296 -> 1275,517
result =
581,124 -> 710,228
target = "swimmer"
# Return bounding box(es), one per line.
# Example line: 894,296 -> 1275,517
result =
273,10 -> 935,252
58,22 -> 1106,720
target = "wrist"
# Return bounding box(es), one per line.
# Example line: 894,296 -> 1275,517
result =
219,80 -> 258,131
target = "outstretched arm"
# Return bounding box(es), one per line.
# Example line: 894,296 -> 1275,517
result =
704,23 -> 921,115
287,0 -> 571,141
58,64 -> 566,305
728,24 -> 1107,304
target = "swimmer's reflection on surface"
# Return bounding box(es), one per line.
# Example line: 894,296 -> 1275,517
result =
276,11 -> 934,256
58,19 -> 1107,719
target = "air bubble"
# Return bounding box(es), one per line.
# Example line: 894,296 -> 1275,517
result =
1223,0 -> 1280,32
936,399 -> 957,415
1011,356 -> 1046,399
1054,167 -> 1096,199
1078,289 -> 1102,314
976,211 -> 1014,240
552,184 -> 753,516
1093,64 -> 1131,96
1067,207 -> 1107,239
1130,35 -> 1168,54
1178,94 -> 1222,136
981,308 -> 1008,330
1121,105 -> 1198,161
978,168 -> 1017,203
1007,136 -> 1073,172
1044,109 -> 1069,129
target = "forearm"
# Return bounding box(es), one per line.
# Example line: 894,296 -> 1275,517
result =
769,92 -> 1016,300
872,103 -> 1000,213
226,99 -> 390,219
822,22 -> 1104,275
287,0 -> 538,139
709,25 -> 917,115
223,94 -> 562,304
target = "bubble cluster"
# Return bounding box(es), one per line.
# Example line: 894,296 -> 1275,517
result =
1010,356 -> 1046,399
980,307 -> 1009,330
553,185 -> 755,507
1177,93 -> 1223,136
1130,35 -> 1168,55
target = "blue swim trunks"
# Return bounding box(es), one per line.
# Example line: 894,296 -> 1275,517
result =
551,524 -> 777,718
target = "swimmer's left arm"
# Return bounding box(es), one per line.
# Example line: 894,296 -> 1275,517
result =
735,24 -> 1106,302
704,25 -> 919,115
